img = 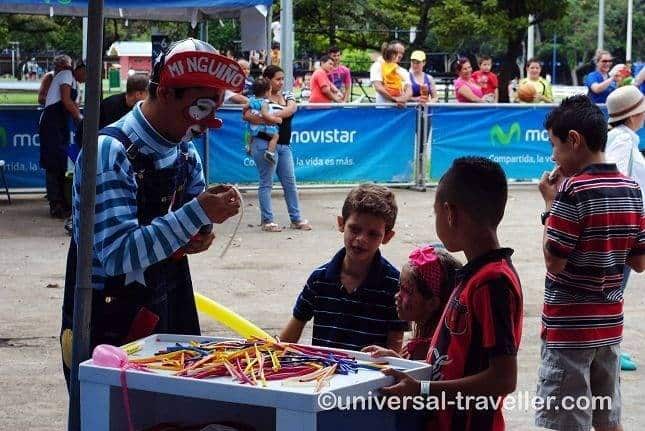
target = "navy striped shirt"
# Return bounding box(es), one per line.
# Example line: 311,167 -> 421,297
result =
293,248 -> 408,351
542,163 -> 644,348
72,102 -> 211,290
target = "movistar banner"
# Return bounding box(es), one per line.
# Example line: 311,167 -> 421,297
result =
430,106 -> 557,180
429,105 -> 645,181
0,108 -> 45,188
208,106 -> 417,184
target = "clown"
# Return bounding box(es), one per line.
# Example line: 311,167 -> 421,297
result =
61,39 -> 242,387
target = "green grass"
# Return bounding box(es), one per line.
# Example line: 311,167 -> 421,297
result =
0,92 -> 39,104
0,79 -> 123,105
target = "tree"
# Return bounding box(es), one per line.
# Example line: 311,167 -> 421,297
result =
0,17 -> 8,47
429,0 -> 568,101
541,0 -> 645,85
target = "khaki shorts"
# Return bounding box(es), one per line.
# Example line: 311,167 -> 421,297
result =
534,341 -> 621,431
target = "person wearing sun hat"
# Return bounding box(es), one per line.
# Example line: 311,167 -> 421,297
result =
408,50 -> 438,103
60,38 -> 243,388
605,84 -> 645,372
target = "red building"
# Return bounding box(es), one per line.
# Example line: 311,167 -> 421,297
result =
106,41 -> 152,80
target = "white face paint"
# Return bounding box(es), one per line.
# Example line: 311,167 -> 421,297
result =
181,98 -> 222,142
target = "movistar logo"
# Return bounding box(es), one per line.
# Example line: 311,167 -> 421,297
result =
490,123 -> 521,146
0,127 -> 7,148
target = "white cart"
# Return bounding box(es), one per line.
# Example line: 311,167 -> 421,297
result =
79,334 -> 431,430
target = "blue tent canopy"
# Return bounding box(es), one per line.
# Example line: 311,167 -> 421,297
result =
0,0 -> 272,21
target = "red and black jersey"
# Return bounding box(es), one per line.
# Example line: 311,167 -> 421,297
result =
426,248 -> 523,431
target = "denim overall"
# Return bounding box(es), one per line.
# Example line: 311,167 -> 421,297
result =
61,127 -> 201,386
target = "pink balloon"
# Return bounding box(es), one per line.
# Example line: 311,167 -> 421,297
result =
92,344 -> 128,368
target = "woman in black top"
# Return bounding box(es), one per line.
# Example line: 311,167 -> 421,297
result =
244,65 -> 311,232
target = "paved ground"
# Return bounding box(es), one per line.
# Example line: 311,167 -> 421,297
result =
0,187 -> 643,430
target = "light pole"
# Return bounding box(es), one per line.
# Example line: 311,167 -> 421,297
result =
597,0 -> 605,50
9,41 -> 20,79
626,0 -> 633,62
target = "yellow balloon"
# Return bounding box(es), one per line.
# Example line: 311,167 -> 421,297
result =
194,292 -> 274,341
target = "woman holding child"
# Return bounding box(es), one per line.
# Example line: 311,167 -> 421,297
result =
244,65 -> 311,232
453,57 -> 485,103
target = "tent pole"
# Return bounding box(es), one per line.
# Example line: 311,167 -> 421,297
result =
266,6 -> 272,55
199,21 -> 208,43
68,0 -> 104,429
280,0 -> 293,90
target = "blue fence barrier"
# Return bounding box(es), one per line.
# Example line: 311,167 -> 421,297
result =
1,104 -> 643,189
208,106 -> 417,184
429,105 -> 555,180
0,107 -> 46,188
428,104 -> 645,181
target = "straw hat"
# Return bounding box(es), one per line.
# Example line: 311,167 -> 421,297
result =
607,85 -> 645,123
410,50 -> 426,62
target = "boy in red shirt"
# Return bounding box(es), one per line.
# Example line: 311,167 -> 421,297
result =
535,95 -> 644,431
381,157 -> 523,431
472,55 -> 499,102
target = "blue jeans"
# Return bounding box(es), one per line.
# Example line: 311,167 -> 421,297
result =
251,139 -> 302,224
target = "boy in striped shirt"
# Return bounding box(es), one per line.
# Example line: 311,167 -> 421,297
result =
536,95 -> 645,431
280,184 -> 407,351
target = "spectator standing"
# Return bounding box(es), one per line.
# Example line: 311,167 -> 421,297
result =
243,65 -> 311,232
238,59 -> 254,96
328,46 -> 352,102
309,55 -> 343,103
38,54 -> 72,106
472,55 -> 499,102
585,49 -> 618,104
38,60 -> 86,218
75,74 -> 149,147
270,42 -> 281,67
370,40 -> 411,106
454,58 -> 484,103
536,95 -> 644,431
515,58 -> 553,103
408,50 -> 438,103
605,86 -> 645,372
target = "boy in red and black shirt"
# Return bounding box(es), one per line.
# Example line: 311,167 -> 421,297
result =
381,157 -> 523,431
536,95 -> 644,431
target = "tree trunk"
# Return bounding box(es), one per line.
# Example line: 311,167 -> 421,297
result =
328,1 -> 336,46
498,35 -> 524,102
412,0 -> 434,50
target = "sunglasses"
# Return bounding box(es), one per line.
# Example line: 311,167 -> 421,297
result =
600,59 -> 613,63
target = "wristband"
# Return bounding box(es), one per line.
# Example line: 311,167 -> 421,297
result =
540,210 -> 551,226
420,380 -> 431,396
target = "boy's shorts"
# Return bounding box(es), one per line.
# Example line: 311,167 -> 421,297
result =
534,341 -> 621,431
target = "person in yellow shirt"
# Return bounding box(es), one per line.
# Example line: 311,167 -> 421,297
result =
515,58 -> 553,103
381,45 -> 408,98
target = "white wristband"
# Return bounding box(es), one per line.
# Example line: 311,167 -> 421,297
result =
420,380 -> 431,396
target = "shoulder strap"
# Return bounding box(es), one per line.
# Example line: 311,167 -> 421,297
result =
99,126 -> 138,160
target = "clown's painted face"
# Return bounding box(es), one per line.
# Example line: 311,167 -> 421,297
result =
180,95 -> 224,142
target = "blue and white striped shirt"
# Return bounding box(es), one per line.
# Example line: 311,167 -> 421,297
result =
72,102 -> 211,289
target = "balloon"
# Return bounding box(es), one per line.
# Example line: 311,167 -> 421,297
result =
194,292 -> 274,341
92,344 -> 128,368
